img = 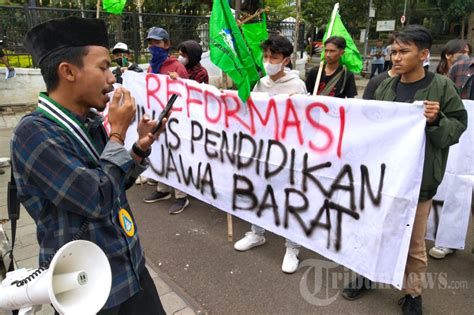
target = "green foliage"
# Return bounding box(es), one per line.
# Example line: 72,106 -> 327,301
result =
5,1 -> 210,14
265,0 -> 295,20
300,0 -> 473,40
440,0 -> 473,19
302,0 -> 369,32
141,0 -> 209,14
302,0 -> 332,27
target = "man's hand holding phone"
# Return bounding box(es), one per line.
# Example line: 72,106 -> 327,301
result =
135,94 -> 178,154
136,114 -> 170,151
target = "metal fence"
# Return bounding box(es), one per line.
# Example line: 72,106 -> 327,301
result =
0,5 -> 297,67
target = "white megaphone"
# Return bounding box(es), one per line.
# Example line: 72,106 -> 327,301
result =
0,240 -> 112,315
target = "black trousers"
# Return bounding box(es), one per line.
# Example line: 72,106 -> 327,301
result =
54,268 -> 165,315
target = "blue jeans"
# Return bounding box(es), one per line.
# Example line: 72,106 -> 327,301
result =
251,224 -> 300,249
371,63 -> 384,78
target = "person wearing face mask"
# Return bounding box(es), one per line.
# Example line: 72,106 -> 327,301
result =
143,26 -> 190,215
176,40 -> 209,84
233,35 -> 306,274
145,26 -> 188,79
250,35 -> 307,95
305,36 -> 357,98
111,42 -> 143,84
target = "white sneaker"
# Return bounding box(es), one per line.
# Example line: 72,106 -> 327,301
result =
135,175 -> 149,185
234,232 -> 266,251
282,247 -> 300,274
0,157 -> 10,168
429,246 -> 454,259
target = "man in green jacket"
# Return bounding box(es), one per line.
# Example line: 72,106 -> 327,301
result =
342,25 -> 467,315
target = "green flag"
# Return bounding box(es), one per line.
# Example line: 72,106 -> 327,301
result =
103,0 -> 126,15
209,0 -> 260,102
241,14 -> 269,76
322,12 -> 363,74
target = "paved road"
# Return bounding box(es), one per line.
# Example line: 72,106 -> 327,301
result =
130,184 -> 473,314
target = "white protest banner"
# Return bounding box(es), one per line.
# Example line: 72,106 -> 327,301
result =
426,100 -> 474,249
121,72 -> 426,289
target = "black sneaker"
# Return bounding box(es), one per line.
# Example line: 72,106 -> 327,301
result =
169,198 -> 190,215
143,191 -> 171,203
400,295 -> 422,315
341,275 -> 372,300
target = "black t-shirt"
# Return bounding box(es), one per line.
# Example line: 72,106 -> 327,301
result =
112,63 -> 143,84
363,71 -> 390,100
394,74 -> 432,102
306,65 -> 358,98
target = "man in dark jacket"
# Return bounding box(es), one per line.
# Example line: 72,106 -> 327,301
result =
342,25 -> 467,315
177,40 -> 209,84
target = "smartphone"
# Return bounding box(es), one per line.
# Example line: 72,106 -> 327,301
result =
151,94 -> 178,134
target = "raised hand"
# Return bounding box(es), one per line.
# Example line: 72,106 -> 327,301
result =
108,87 -> 137,142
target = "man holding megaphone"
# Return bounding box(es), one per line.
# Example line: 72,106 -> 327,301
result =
9,17 -> 168,314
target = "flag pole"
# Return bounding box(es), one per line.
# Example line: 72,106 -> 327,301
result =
313,2 -> 339,95
225,0 -> 245,243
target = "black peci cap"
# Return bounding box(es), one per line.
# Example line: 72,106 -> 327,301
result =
23,16 -> 109,65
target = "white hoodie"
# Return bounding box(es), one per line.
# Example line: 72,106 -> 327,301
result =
252,68 -> 307,95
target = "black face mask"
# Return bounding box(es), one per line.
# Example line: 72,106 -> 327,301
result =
114,57 -> 126,67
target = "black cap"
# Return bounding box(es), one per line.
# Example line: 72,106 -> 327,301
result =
23,16 -> 109,65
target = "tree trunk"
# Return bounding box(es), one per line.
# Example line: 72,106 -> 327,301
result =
292,0 -> 301,67
78,0 -> 85,18
116,15 -> 124,42
137,1 -> 145,54
461,17 -> 465,40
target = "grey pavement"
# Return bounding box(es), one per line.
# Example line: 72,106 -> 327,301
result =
128,187 -> 473,314
0,107 -> 201,315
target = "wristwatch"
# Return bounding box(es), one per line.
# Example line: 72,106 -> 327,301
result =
132,142 -> 151,159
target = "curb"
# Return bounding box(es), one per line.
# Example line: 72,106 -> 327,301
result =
145,257 -> 207,314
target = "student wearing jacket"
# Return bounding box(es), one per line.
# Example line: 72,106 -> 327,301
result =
342,25 -> 467,315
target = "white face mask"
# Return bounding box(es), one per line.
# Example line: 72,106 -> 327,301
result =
177,55 -> 188,65
264,62 -> 283,76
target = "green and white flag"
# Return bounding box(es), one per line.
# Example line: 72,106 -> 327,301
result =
209,0 -> 260,102
241,13 -> 269,76
322,11 -> 363,74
